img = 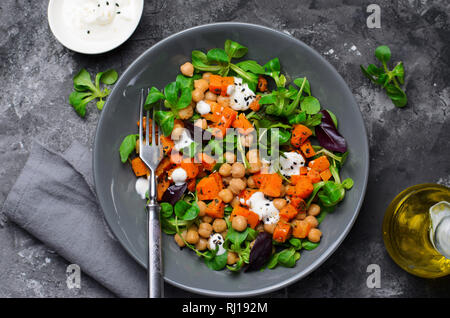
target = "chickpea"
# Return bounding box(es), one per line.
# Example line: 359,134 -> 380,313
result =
246,149 -> 259,164
231,196 -> 240,208
197,201 -> 207,217
239,134 -> 254,148
217,95 -> 230,108
194,79 -> 209,93
195,238 -> 208,251
186,230 -> 199,244
307,203 -> 321,216
178,104 -> 194,120
220,230 -> 227,238
188,224 -> 198,232
308,228 -> 322,243
204,91 -> 217,101
218,188 -> 234,203
305,215 -> 319,228
264,223 -> 276,234
247,175 -> 256,188
222,176 -> 232,185
231,162 -> 245,178
273,198 -> 287,210
171,127 -> 185,140
228,178 -> 246,194
246,150 -> 261,173
219,163 -> 232,177
180,62 -> 194,77
202,72 -> 212,81
202,215 -> 213,223
224,152 -> 236,164
295,211 -> 307,220
198,222 -> 213,238
227,251 -> 239,265
232,215 -> 247,232
212,218 -> 227,233
194,118 -> 207,130
192,89 -> 204,102
174,230 -> 187,247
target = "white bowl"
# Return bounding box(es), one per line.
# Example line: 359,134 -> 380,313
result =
48,0 -> 144,55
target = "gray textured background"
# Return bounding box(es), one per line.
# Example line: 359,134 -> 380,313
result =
0,0 -> 449,298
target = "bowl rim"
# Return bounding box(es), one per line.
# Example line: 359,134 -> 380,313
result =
47,0 -> 144,55
93,22 -> 370,297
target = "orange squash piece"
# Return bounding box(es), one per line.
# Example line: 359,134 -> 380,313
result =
288,196 -> 307,212
260,173 -> 282,197
249,95 -> 261,111
160,135 -> 174,155
232,113 -> 254,135
221,77 -> 235,96
300,166 -> 308,175
238,189 -> 259,206
307,168 -> 321,184
300,140 -> 315,158
209,75 -> 223,95
286,176 -> 314,199
273,221 -> 291,243
308,156 -> 330,172
131,157 -> 149,177
180,160 -> 199,179
156,157 -> 172,177
187,178 -> 196,192
279,204 -> 298,221
292,220 -> 312,239
210,106 -> 237,138
320,168 -> 332,181
252,173 -> 266,188
291,124 -> 312,148
157,173 -> 170,201
196,173 -> 223,201
205,198 -> 225,218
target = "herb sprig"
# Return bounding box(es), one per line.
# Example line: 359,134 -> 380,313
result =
69,68 -> 118,117
360,45 -> 407,107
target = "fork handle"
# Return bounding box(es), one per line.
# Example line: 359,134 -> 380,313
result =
147,202 -> 163,298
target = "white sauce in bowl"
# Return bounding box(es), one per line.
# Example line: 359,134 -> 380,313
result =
48,0 -> 144,54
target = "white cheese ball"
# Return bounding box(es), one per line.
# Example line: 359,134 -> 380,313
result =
196,100 -> 211,115
171,167 -> 187,185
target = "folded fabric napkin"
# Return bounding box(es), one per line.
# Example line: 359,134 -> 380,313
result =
1,140 -> 147,298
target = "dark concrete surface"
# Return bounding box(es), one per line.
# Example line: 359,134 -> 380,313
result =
0,0 -> 449,298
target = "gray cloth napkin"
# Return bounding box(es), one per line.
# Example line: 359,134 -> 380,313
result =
1,140 -> 147,298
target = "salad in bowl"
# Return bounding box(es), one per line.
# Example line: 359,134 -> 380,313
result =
119,39 -> 353,272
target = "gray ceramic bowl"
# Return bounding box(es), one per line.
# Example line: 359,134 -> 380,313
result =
93,23 -> 369,296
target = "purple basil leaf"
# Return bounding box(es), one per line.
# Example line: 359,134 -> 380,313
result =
245,232 -> 273,272
316,110 -> 347,153
161,183 -> 187,206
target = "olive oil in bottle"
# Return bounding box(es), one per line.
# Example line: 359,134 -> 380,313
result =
382,184 -> 450,278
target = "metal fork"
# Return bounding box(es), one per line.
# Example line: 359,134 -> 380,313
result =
139,88 -> 163,298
